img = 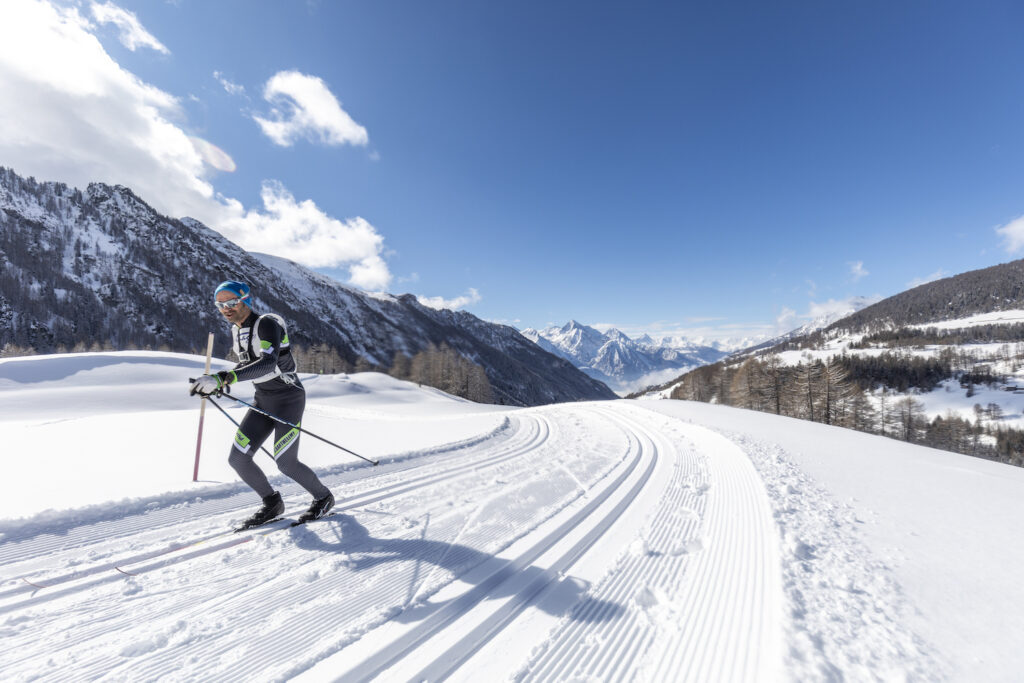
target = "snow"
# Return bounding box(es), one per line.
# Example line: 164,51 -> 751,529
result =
2,352 -> 1023,680
907,309 -> 1024,330
914,378 -> 1024,428
643,400 -> 1024,681
0,352 -> 508,518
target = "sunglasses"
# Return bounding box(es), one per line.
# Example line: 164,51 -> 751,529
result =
215,297 -> 246,310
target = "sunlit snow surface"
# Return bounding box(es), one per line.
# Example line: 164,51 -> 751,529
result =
1,352 -> 1021,681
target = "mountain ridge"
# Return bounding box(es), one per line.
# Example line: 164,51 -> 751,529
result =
521,320 -> 727,393
0,166 -> 616,406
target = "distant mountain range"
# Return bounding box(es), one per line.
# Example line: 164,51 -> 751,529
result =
0,166 -> 616,406
521,321 -> 728,393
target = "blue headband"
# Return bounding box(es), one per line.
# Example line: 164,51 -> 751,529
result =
214,280 -> 251,302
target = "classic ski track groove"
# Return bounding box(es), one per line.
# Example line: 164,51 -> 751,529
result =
393,406 -> 660,683
0,414 -> 518,568
0,411 -> 564,677
0,415 -> 542,600
119,407 -> 623,683
0,404 -> 783,682
0,406 -> 623,681
0,414 -> 550,616
522,407 -> 781,682
523,407 -> 707,681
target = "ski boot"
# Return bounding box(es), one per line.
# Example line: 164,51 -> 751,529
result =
293,492 -> 335,526
236,491 -> 285,531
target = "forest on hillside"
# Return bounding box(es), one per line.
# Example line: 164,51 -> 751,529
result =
820,258 -> 1024,332
668,353 -> 1024,467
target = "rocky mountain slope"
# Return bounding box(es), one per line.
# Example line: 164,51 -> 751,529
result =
0,166 -> 616,406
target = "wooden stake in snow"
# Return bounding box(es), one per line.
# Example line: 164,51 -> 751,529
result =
193,332 -> 215,482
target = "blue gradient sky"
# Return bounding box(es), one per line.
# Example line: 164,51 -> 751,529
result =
4,0 -> 1024,344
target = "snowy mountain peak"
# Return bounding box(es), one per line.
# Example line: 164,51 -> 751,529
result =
526,322 -> 727,394
604,328 -> 631,343
635,333 -> 656,346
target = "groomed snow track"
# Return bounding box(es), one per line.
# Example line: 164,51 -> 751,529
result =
0,403 -> 782,681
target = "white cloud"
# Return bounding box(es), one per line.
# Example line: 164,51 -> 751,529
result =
996,215 -> 1024,253
253,70 -> 368,147
0,0 -> 391,290
218,182 -> 391,289
907,270 -> 949,288
213,70 -> 245,96
417,288 -> 482,311
0,0 -> 209,211
848,260 -> 869,281
90,1 -> 169,54
775,307 -> 798,334
808,297 -> 865,319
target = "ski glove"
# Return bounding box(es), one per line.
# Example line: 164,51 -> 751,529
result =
189,372 -> 231,397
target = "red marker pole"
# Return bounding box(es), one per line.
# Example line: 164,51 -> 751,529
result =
193,332 -> 215,482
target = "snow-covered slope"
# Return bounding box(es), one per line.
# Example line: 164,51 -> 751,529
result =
521,321 -> 727,394
3,352 -> 1022,680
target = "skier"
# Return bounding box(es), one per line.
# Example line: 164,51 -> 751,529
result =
190,280 -> 335,529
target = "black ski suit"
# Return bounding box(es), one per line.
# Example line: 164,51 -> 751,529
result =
225,311 -> 330,500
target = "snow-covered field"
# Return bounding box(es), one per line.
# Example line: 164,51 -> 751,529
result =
2,352 -> 1023,681
906,309 -> 1024,330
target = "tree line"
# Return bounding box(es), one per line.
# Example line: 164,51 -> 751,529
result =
387,343 -> 494,404
293,342 -> 494,404
850,325 -> 1024,348
669,356 -> 1024,467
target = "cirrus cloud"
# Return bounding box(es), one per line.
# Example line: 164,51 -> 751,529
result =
213,70 -> 246,97
90,1 -> 169,54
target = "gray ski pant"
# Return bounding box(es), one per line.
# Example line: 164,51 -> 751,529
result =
227,387 -> 331,501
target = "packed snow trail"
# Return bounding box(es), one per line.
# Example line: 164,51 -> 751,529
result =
509,407 -> 781,683
0,402 -> 786,681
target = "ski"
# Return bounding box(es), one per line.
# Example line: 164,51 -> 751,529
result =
18,509 -> 332,592
233,516 -> 286,533
290,511 -> 339,527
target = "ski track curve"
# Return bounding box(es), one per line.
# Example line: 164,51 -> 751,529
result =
466,405 -> 781,683
0,415 -> 531,598
313,405 -> 653,682
0,403 -> 785,682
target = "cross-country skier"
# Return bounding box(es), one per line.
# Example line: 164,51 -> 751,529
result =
190,280 -> 335,529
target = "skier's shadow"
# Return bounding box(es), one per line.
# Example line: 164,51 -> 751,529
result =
293,513 -> 624,625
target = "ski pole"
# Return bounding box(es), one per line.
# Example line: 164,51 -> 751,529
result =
193,332 -> 215,480
196,385 -> 379,466
204,395 -> 276,460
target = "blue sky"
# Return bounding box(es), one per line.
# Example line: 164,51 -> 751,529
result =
3,1 -> 1024,345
